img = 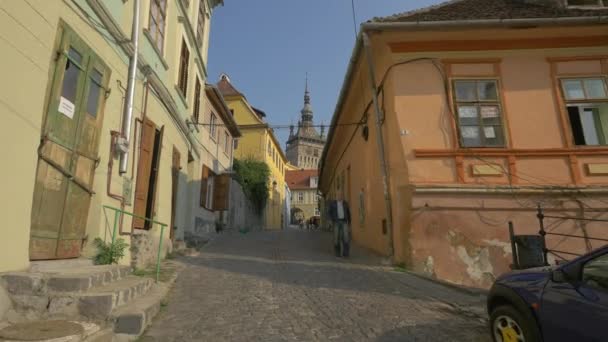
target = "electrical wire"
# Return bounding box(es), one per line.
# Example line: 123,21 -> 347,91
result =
192,122 -> 362,129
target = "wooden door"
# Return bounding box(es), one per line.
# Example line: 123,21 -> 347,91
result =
132,118 -> 155,230
30,28 -> 108,260
170,147 -> 181,240
213,174 -> 230,211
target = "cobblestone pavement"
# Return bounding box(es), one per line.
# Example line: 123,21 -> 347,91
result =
142,229 -> 491,342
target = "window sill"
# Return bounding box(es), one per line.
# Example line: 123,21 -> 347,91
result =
143,29 -> 169,71
174,85 -> 189,109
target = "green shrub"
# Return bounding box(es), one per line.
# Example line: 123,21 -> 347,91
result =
233,158 -> 271,213
93,237 -> 129,265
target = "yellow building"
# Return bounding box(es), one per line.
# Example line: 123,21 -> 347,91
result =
218,75 -> 288,230
0,0 -> 231,272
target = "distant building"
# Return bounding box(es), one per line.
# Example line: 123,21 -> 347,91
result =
286,80 -> 326,169
218,74 -> 289,230
286,170 -> 319,224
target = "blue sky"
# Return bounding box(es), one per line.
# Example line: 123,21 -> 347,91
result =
207,0 -> 443,148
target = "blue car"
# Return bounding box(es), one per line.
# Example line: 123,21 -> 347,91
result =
487,245 -> 608,342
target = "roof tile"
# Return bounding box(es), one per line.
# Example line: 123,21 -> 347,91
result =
373,0 -> 608,23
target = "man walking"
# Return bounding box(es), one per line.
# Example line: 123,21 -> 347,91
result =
328,199 -> 351,257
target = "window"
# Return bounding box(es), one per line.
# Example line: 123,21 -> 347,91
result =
209,113 -> 217,140
561,78 -> 608,146
224,131 -> 230,152
453,79 -> 505,147
85,69 -> 103,117
148,0 -> 167,53
313,149 -> 319,157
268,141 -> 272,156
201,166 -> 215,210
359,189 -> 366,226
193,77 -> 201,123
206,175 -> 214,209
567,0 -> 607,7
51,29 -> 108,153
298,192 -> 304,203
177,39 -> 190,96
314,207 -> 320,216
583,253 -> 608,291
196,0 -> 206,46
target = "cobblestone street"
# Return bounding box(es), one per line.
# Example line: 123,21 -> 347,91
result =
142,229 -> 490,342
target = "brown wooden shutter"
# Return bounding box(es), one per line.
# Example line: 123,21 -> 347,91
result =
133,118 -> 156,229
200,165 -> 209,208
213,174 -> 230,211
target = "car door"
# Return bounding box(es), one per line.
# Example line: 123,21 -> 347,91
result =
540,251 -> 608,342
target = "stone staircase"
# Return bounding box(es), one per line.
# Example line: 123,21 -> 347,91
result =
0,260 -> 169,341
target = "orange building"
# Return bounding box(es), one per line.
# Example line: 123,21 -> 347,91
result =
319,0 -> 608,288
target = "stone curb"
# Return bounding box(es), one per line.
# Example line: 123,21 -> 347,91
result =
388,267 -> 490,297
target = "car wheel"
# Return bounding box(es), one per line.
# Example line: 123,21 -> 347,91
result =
490,305 -> 541,342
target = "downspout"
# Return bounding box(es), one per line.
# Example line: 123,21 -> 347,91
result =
362,32 -> 395,258
119,0 -> 141,174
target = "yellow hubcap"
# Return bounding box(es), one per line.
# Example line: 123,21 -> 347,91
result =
501,327 -> 519,342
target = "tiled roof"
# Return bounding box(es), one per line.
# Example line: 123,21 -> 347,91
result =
286,170 -> 318,190
217,74 -> 243,98
373,0 -> 608,23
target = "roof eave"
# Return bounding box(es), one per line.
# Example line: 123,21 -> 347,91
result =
206,84 -> 242,137
318,15 -> 608,191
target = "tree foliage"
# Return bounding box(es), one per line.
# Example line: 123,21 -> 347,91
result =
233,158 -> 271,213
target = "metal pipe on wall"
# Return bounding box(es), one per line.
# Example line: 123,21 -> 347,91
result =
119,0 -> 141,174
362,32 -> 395,258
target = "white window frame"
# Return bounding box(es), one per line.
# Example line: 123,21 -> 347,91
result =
298,192 -> 304,203
209,113 -> 217,141
560,77 -> 608,146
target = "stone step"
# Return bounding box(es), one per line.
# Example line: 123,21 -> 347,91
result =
11,276 -> 153,320
76,276 -> 154,320
2,265 -> 132,296
0,320 -> 101,342
110,284 -> 168,336
30,259 -> 95,273
83,328 -> 115,342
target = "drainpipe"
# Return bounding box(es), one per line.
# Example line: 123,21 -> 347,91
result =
119,0 -> 141,174
362,32 -> 395,258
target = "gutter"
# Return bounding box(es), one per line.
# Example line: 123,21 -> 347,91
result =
118,0 -> 140,174
86,0 -> 201,159
318,15 -> 608,190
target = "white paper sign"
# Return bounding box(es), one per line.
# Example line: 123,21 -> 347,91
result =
484,127 -> 496,138
481,106 -> 499,118
461,127 -> 479,138
458,106 -> 477,118
58,96 -> 75,119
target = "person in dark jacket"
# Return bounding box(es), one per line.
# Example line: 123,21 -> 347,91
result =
327,199 -> 351,257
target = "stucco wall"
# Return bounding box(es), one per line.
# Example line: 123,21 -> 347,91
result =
320,25 -> 608,287
0,0 -> 218,272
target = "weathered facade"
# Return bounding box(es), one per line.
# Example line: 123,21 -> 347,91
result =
0,0 -> 230,272
319,0 -> 608,288
286,170 -> 320,223
218,75 -> 289,230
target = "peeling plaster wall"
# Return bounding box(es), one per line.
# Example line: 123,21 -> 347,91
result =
409,193 -> 608,288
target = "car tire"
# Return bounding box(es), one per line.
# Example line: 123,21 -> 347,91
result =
490,305 -> 541,342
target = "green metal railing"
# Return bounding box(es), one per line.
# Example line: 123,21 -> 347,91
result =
103,205 -> 167,283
